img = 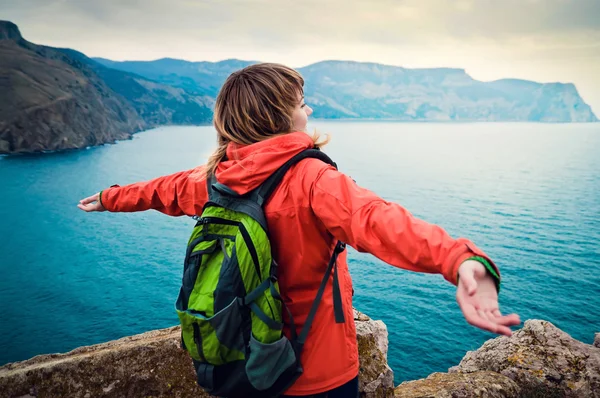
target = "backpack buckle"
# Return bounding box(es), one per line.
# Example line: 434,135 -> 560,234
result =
335,241 -> 346,253
270,260 -> 279,282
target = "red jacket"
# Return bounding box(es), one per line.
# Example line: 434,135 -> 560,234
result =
100,131 -> 499,395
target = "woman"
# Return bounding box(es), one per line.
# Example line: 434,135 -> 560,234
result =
79,63 -> 520,397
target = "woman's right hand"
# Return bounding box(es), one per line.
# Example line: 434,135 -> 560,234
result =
457,260 -> 520,336
78,192 -> 106,212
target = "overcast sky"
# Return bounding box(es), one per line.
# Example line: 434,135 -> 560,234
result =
3,0 -> 600,113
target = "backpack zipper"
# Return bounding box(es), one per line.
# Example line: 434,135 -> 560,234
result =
197,216 -> 239,226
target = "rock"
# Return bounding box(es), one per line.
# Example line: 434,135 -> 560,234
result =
0,20 -> 22,41
354,309 -> 395,397
394,371 -> 521,398
594,333 -> 599,349
0,326 -> 210,398
0,309 -> 394,397
354,308 -> 371,322
0,139 -> 9,153
449,319 -> 600,398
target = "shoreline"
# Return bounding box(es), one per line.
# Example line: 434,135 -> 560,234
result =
2,119 -> 598,157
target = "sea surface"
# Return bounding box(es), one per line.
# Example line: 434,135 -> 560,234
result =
1,122 -> 599,384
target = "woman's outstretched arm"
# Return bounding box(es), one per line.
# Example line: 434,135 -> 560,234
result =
77,166 -> 208,216
306,163 -> 520,336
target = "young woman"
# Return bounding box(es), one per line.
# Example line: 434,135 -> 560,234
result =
78,63 -> 520,397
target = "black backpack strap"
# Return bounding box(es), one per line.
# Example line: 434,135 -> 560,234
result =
203,149 -> 335,231
295,241 -> 346,356
254,148 -> 337,207
251,148 -> 346,353
204,174 -> 269,231
256,148 -> 346,328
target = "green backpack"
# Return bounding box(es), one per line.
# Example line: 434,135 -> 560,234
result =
175,149 -> 347,398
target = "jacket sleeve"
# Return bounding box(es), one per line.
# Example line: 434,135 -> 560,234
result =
307,165 -> 500,286
99,166 -> 208,217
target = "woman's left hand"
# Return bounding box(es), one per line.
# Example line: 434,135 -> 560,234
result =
77,192 -> 106,212
456,260 -> 521,336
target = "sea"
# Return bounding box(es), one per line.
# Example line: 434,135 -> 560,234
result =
1,121 -> 599,385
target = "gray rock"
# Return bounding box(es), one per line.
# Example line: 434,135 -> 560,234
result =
0,326 -> 209,398
394,371 -> 521,398
594,333 -> 599,349
354,309 -> 395,397
0,309 -> 394,397
0,139 -> 9,153
449,319 -> 600,398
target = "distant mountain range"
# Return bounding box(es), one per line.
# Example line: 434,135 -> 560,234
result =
95,57 -> 597,123
1,21 -> 596,154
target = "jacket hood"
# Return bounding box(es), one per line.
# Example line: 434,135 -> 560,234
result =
215,131 -> 314,195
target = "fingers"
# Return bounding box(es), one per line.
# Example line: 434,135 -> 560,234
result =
457,291 -> 521,336
487,308 -> 521,326
78,193 -> 106,212
461,303 -> 514,336
79,193 -> 99,205
492,312 -> 521,326
77,203 -> 99,212
483,309 -> 521,327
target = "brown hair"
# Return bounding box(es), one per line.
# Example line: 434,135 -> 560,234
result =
207,63 -> 329,177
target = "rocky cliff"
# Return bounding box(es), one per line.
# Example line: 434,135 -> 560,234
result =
300,62 -> 597,122
1,316 -> 598,398
0,309 -> 394,398
0,21 -> 212,155
395,319 -> 600,397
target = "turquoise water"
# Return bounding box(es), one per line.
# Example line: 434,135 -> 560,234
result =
1,122 -> 599,384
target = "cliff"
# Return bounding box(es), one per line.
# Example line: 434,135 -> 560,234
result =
1,316 -> 598,397
0,309 -> 394,398
95,58 -> 598,123
395,319 -> 600,397
300,62 -> 598,122
0,21 -> 212,155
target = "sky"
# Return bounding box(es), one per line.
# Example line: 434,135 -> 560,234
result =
3,0 -> 600,113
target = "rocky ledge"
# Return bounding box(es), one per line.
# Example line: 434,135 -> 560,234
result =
395,319 -> 600,397
0,317 -> 598,398
0,309 -> 394,398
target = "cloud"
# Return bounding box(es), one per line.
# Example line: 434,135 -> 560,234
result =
9,0 -> 599,45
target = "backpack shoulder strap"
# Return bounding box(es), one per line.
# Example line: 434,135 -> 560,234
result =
205,174 -> 268,231
203,149 -> 335,229
255,148 -> 337,207
254,148 -> 347,349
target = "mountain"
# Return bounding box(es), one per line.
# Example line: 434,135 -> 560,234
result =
93,58 -> 255,97
0,21 -> 212,154
95,58 -> 597,123
300,61 -> 597,122
2,21 -> 596,155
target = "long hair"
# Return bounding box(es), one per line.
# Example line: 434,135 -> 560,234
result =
207,63 -> 329,177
